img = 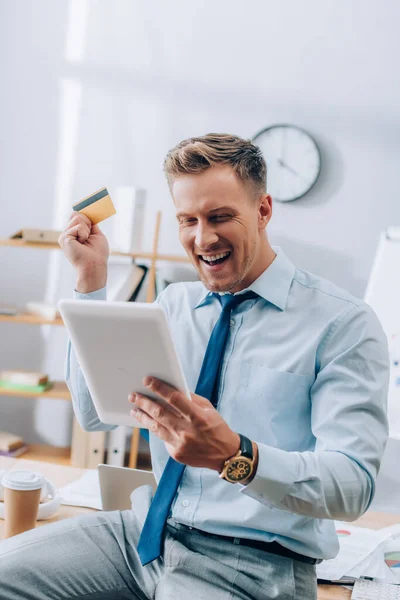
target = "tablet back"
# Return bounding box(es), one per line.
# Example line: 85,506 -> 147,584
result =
59,299 -> 190,427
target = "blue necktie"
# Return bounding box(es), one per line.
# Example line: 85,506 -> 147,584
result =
137,291 -> 257,566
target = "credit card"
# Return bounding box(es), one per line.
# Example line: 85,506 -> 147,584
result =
73,187 -> 116,225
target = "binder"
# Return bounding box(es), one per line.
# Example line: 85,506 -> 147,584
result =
107,426 -> 128,466
70,417 -> 90,468
86,431 -> 106,469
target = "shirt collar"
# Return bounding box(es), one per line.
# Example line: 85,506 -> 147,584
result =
194,247 -> 295,311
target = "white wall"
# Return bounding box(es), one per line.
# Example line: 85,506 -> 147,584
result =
0,0 -> 399,444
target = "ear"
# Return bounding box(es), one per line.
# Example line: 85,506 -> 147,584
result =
258,194 -> 272,230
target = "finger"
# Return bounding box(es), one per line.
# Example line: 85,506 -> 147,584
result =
90,223 -> 102,235
67,213 -> 100,236
131,392 -> 182,424
58,228 -> 76,248
68,211 -> 92,228
143,377 -> 197,419
64,223 -> 90,244
130,407 -> 174,443
65,218 -> 92,238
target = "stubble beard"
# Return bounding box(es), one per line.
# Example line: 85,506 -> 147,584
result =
198,242 -> 257,293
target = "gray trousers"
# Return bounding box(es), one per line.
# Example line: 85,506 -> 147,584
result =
0,486 -> 317,600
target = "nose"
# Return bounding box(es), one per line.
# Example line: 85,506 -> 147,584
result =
194,221 -> 219,251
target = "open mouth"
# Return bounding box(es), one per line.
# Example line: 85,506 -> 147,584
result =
199,251 -> 231,267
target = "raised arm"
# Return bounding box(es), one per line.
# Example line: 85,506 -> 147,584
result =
59,212 -> 116,432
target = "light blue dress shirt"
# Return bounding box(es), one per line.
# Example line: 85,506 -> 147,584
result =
66,247 -> 389,560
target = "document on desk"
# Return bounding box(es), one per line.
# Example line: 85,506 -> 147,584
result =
380,534 -> 400,585
317,522 -> 391,582
59,469 -> 102,510
346,541 -> 396,583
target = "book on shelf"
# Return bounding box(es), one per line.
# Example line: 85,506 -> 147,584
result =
0,444 -> 29,458
106,186 -> 146,254
0,381 -> 52,393
0,370 -> 49,386
10,228 -> 62,244
0,430 -> 25,452
107,258 -> 148,302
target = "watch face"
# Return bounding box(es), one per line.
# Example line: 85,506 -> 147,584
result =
226,458 -> 252,482
252,124 -> 321,202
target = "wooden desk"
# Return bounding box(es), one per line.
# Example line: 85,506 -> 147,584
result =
1,458 -> 399,599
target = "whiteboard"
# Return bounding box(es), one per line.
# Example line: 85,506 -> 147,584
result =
365,228 -> 400,439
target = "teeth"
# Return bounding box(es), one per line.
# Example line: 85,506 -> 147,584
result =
202,252 -> 230,263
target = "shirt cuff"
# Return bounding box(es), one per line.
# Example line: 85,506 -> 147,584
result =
73,286 -> 107,301
239,443 -> 300,507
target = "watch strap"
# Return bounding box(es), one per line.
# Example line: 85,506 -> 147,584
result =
239,434 -> 253,459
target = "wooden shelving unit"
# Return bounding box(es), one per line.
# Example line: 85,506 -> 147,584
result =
0,383 -> 72,465
0,237 -> 91,466
0,212 -> 190,467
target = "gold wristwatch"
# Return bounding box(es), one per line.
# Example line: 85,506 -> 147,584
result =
219,434 -> 255,483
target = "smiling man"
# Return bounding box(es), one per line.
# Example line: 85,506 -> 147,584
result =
172,160 -> 274,295
0,134 -> 390,600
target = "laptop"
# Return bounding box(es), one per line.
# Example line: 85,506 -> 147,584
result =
98,464 -> 157,511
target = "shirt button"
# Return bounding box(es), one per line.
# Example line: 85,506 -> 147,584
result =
182,500 -> 190,507
230,319 -> 235,326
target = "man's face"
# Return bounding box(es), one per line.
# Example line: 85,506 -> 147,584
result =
173,165 -> 272,293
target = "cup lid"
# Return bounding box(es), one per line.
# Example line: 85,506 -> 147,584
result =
1,470 -> 44,491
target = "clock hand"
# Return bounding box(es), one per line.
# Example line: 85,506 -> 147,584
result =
277,159 -> 300,177
280,127 -> 287,164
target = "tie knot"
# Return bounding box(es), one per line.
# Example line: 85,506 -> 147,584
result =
218,291 -> 258,312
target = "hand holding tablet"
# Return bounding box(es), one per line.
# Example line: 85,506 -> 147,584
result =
58,299 -> 191,429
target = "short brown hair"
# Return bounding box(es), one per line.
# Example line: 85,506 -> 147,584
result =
164,133 -> 267,194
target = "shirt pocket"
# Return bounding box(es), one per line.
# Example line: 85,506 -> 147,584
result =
227,362 -> 315,452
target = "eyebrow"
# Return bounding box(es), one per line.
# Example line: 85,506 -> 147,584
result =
208,205 -> 236,213
176,205 -> 236,219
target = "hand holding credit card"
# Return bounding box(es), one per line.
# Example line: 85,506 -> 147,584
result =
72,187 -> 116,225
58,187 -> 116,292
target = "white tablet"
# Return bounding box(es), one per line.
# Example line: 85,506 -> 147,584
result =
58,299 -> 190,428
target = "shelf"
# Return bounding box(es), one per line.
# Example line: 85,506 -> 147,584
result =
111,250 -> 190,263
14,445 -> 150,469
0,381 -> 71,400
0,238 -> 190,263
18,444 -> 71,466
1,213 -> 176,470
0,312 -> 64,326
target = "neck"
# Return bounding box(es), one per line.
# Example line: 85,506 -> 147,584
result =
230,240 -> 277,294
247,239 -> 277,285
261,240 -> 277,272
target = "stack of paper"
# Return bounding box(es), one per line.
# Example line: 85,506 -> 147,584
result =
58,469 -> 102,510
317,521 -> 400,586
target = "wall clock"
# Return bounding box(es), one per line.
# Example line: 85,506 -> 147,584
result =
252,124 -> 321,202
